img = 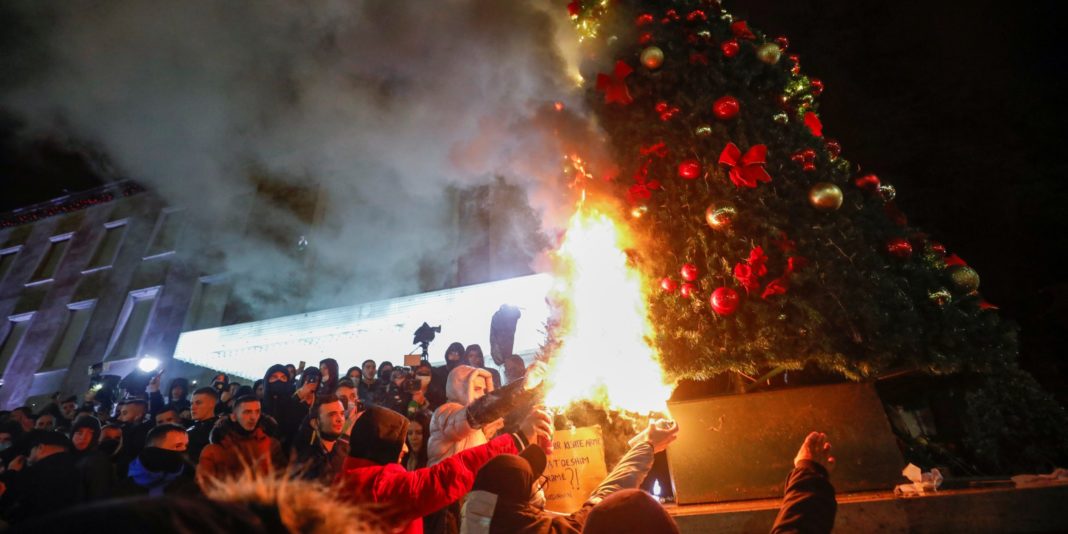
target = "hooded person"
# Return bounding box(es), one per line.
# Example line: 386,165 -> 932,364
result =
197,395 -> 284,488
428,363 -> 545,467
428,342 -> 466,409
335,405 -> 552,534
0,430 -> 82,523
260,363 -> 308,451
463,344 -> 501,390
460,421 -> 680,534
153,377 -> 191,416
69,415 -> 115,502
318,358 -> 340,397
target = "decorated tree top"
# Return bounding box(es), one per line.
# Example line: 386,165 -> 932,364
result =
567,0 -> 1013,382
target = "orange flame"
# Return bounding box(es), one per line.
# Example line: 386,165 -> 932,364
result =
543,201 -> 674,413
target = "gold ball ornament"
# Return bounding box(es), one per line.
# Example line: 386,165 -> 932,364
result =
948,265 -> 980,294
640,46 -> 665,70
694,124 -> 713,137
705,203 -> 737,230
756,43 -> 782,65
808,182 -> 844,211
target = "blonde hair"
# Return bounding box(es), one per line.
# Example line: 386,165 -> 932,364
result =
202,467 -> 390,534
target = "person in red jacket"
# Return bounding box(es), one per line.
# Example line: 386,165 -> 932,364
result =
197,395 -> 284,489
336,405 -> 552,534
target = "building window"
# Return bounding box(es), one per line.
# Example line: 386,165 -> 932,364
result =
0,313 -> 34,376
41,302 -> 95,370
105,287 -> 159,361
0,246 -> 21,284
145,209 -> 184,259
28,234 -> 73,285
183,276 -> 231,331
85,221 -> 127,272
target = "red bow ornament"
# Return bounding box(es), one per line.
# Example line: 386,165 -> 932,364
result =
719,143 -> 771,188
596,61 -> 634,105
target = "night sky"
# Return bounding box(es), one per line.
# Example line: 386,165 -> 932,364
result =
2,0 -> 1065,393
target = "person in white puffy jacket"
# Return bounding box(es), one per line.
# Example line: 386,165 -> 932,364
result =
427,364 -> 543,467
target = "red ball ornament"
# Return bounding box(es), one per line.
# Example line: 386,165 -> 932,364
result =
680,283 -> 696,298
660,277 -> 678,293
774,36 -> 790,51
712,96 -> 740,120
678,159 -> 702,180
710,287 -> 740,315
680,263 -> 699,281
886,237 -> 913,259
721,39 -> 740,58
930,242 -> 946,257
854,173 -> 881,191
810,78 -> 824,96
825,139 -> 842,160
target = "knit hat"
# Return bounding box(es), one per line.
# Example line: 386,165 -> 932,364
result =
347,406 -> 408,465
581,489 -> 679,534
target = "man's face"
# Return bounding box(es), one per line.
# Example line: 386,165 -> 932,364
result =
157,431 -> 189,452
72,428 -> 95,451
317,401 -> 345,438
118,404 -> 145,424
155,410 -> 179,426
101,427 -> 122,442
232,400 -> 261,432
35,414 -> 55,430
466,351 -> 484,368
336,386 -> 357,411
379,365 -> 393,379
362,362 -> 376,378
268,371 -> 288,383
61,402 -> 77,419
471,376 -> 488,402
190,394 -> 217,421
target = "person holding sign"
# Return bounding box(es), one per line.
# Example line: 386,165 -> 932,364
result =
459,420 -> 679,534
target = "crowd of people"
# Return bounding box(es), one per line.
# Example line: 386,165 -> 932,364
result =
0,341 -> 838,533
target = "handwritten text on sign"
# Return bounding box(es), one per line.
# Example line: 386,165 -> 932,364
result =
543,425 -> 608,513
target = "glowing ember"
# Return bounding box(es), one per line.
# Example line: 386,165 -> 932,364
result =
543,204 -> 674,413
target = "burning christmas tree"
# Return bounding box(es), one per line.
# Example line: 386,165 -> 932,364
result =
553,0 -> 1068,473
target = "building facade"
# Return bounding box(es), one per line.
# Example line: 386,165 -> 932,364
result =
0,178 -> 539,409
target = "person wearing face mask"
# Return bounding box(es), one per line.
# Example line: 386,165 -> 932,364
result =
335,379 -> 363,439
114,424 -> 198,498
459,422 -> 679,534
98,424 -> 124,461
346,365 -> 363,383
293,395 -> 349,484
69,415 -> 114,502
114,398 -> 151,478
373,361 -> 395,401
318,358 -> 340,397
0,430 -> 82,523
261,364 -> 309,453
464,344 -> 502,390
0,421 -> 23,465
428,342 -> 466,411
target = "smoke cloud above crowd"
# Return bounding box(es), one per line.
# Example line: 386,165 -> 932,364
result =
1,0 -> 610,313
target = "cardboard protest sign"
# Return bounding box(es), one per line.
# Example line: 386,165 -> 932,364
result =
543,425 -> 608,513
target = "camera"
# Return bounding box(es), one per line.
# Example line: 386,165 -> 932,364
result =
402,377 -> 423,393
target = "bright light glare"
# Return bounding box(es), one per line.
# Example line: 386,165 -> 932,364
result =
138,357 -> 160,373
173,274 -> 554,380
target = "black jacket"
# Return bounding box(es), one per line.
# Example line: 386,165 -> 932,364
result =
186,416 -> 218,464
770,460 -> 838,534
0,452 -> 82,523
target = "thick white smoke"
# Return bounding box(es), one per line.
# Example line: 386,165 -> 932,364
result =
2,0 -> 609,314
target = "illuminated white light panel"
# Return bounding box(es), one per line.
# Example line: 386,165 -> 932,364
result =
173,274 -> 554,380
